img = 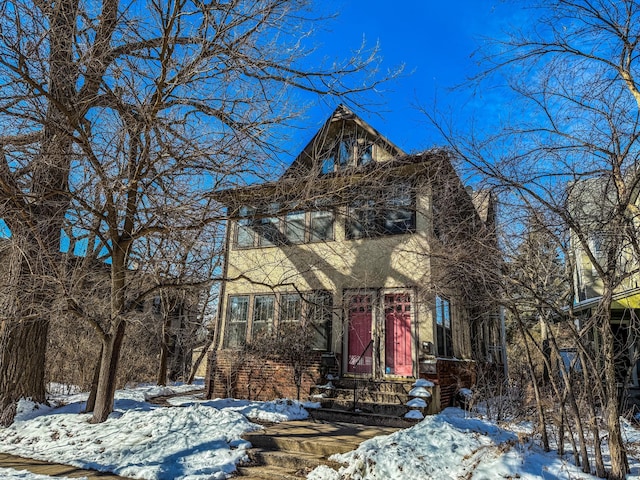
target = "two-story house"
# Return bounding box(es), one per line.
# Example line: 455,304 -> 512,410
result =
206,106 -> 501,414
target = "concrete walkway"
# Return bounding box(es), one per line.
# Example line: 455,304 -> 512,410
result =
0,453 -> 133,479
236,419 -> 400,479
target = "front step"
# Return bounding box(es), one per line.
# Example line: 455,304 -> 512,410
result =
237,420 -> 400,479
244,431 -> 355,456
308,377 -> 432,425
247,449 -> 343,471
236,464 -> 303,479
311,387 -> 412,405
307,407 -> 416,428
314,398 -> 410,417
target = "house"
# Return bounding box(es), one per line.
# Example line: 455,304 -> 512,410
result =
206,106 -> 501,415
568,178 -> 640,408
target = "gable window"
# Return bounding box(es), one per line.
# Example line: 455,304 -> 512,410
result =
224,296 -> 249,348
320,136 -> 375,173
309,210 -> 334,242
284,211 -> 306,244
252,295 -> 275,338
435,296 -> 453,357
321,156 -> 335,175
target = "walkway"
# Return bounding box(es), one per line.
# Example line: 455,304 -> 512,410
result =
0,452 -> 133,479
236,419 -> 400,479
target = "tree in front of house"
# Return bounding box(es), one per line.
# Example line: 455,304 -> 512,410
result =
0,0 -> 396,424
429,1 -> 640,477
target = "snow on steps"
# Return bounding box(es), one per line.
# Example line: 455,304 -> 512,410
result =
237,420 -> 399,479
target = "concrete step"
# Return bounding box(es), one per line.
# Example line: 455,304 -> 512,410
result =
308,407 -> 417,428
235,464 -> 305,479
245,432 -> 357,456
333,378 -> 414,393
315,398 -> 410,416
247,449 -> 343,471
311,386 -> 411,403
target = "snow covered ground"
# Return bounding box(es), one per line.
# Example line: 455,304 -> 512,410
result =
309,408 -> 640,480
0,383 -> 638,480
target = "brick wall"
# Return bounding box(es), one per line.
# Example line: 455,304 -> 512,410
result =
205,349 -> 328,401
421,359 -> 475,409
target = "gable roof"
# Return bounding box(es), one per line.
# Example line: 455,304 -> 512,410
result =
281,105 -> 406,179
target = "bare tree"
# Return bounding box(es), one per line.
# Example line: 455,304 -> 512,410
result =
427,1 -> 640,477
0,0 -> 398,424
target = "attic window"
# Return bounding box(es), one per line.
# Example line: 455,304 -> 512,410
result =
320,136 -> 374,173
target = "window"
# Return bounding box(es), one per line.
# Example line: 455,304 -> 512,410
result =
279,293 -> 302,323
223,291 -> 332,351
236,206 -> 256,248
309,210 -> 334,242
358,142 -> 373,166
256,203 -> 281,246
321,156 -> 335,175
252,295 -> 275,338
224,296 -> 249,348
235,205 -> 335,248
305,291 -> 333,350
346,185 -> 415,239
346,199 -> 379,239
320,136 -> 375,173
435,296 -> 453,357
384,184 -> 415,234
284,211 -> 306,244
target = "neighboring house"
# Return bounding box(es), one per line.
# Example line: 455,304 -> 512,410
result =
206,106 -> 501,414
569,178 -> 640,407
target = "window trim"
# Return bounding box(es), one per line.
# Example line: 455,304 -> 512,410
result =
233,206 -> 335,248
435,295 -> 453,357
345,184 -> 416,240
222,291 -> 333,351
224,295 -> 250,349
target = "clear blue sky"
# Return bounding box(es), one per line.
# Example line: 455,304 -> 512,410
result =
284,1 -> 520,161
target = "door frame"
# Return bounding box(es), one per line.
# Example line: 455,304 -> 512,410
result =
343,289 -> 378,377
381,288 -> 417,378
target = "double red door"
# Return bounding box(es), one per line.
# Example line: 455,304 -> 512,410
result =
347,292 -> 413,377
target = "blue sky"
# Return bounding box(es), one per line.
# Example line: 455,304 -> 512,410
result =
283,1 -> 520,161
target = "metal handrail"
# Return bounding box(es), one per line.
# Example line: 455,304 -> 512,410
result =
352,339 -> 374,410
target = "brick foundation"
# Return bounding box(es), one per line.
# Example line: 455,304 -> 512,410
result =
206,349 -> 329,401
422,359 -> 475,409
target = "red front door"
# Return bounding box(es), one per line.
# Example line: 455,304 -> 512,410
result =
347,294 -> 373,374
384,293 -> 413,376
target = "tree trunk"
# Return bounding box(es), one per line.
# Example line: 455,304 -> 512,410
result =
599,303 -> 630,479
0,316 -> 49,426
84,346 -> 103,413
90,320 -> 126,423
0,230 -> 59,425
157,315 -> 170,386
519,315 -> 549,451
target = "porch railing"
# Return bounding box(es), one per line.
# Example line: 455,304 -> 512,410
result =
352,339 -> 373,410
